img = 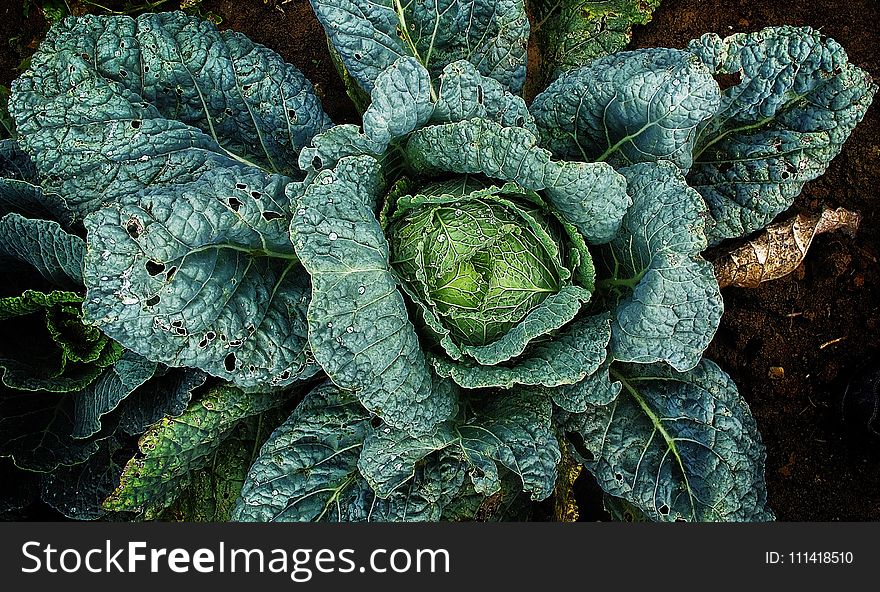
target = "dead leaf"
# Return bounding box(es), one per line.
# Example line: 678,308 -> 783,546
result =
712,207 -> 861,289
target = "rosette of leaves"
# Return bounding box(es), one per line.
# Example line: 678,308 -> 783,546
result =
233,0 -> 874,523
7,4 -> 874,523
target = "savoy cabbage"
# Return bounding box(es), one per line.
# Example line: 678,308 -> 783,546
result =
0,0 -> 875,522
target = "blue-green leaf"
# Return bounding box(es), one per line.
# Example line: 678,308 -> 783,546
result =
311,0 -> 529,94
432,312 -> 612,389
563,359 -> 774,522
292,157 -> 456,435
405,119 -> 630,243
0,212 -> 85,288
10,12 -> 330,220
233,382 -> 371,522
607,162 -> 722,372
83,167 -> 316,389
531,48 -> 719,170
688,26 -> 877,242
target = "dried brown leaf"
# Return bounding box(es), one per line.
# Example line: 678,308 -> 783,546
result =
712,207 -> 861,289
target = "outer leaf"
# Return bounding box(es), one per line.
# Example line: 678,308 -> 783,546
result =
0,213 -> 84,289
431,60 -> 536,132
359,390 -> 560,502
0,140 -> 66,220
457,391 -> 560,500
298,56 -> 433,174
607,162 -> 722,372
551,359 -> 621,413
232,382 -> 371,522
530,0 -> 661,80
293,157 -> 456,435
311,0 -> 530,94
72,351 -> 157,439
0,386 -> 103,471
10,12 -> 330,220
0,290 -> 122,393
116,367 -> 206,436
530,48 -> 719,170
563,359 -> 774,522
83,167 -> 316,389
405,119 -> 630,243
432,312 -> 612,388
688,26 -> 877,242
103,385 -> 286,516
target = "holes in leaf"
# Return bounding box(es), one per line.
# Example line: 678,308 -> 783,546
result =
235,183 -> 247,190
81,52 -> 90,61
206,331 -> 217,341
125,217 -> 143,239
287,109 -> 298,122
198,337 -> 208,348
658,504 -> 670,516
224,108 -> 233,116
476,84 -> 484,105
119,70 -> 128,78
145,260 -> 165,276
165,266 -> 177,281
143,65 -> 150,73
278,369 -> 291,381
130,119 -> 141,129
370,416 -> 382,428
226,196 -> 243,212
354,52 -> 362,61
262,210 -> 283,221
145,295 -> 160,307
224,352 -> 237,372
614,472 -> 624,482
515,116 -> 525,127
713,71 -> 742,91
250,191 -> 262,200
312,155 -> 322,170
171,320 -> 183,329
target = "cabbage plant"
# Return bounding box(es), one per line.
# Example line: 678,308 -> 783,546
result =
2,0 -> 875,522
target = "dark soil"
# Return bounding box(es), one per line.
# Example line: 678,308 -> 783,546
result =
1,0 -> 877,521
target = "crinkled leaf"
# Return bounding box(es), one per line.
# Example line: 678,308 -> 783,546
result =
293,157 -> 456,435
160,416 -> 277,522
311,0 -> 529,94
405,119 -> 630,243
10,12 -> 330,220
298,56 -> 433,174
688,26 -> 877,242
457,391 -> 560,500
551,359 -> 621,413
103,385 -> 286,516
531,0 -> 661,79
432,312 -> 612,389
441,471 -> 533,521
607,162 -> 722,372
563,359 -> 774,522
0,213 -> 84,288
0,386 -> 104,471
359,424 -> 458,498
531,48 -> 719,170
40,435 -> 133,520
232,382 -> 371,522
72,351 -> 157,440
83,167 -> 316,389
431,60 -> 536,132
360,390 -> 560,502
